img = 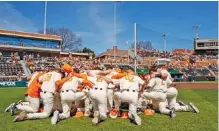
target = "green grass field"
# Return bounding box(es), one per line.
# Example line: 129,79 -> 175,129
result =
0,88 -> 218,131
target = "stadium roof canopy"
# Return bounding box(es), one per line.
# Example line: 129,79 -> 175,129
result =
0,29 -> 62,41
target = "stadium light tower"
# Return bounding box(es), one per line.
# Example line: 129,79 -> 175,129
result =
43,1 -> 47,35
161,33 -> 167,52
113,1 -> 120,62
193,25 -> 200,40
134,23 -> 137,73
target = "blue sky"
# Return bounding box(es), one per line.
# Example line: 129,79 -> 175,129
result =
0,1 -> 218,54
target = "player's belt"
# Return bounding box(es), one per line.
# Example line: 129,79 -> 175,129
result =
94,87 -> 103,90
61,89 -> 76,93
40,89 -> 54,96
122,89 -> 137,92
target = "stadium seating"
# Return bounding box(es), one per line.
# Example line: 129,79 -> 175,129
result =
0,57 -> 26,81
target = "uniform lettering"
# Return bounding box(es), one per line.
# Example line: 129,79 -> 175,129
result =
125,75 -> 135,82
44,74 -> 52,82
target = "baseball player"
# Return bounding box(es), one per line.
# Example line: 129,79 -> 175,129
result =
86,75 -> 109,125
13,70 -> 63,122
5,71 -> 45,115
107,69 -> 145,125
51,72 -> 93,125
158,65 -> 199,113
141,71 -> 176,118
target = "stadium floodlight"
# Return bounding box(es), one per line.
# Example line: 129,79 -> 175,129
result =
193,25 -> 200,40
44,1 -> 47,35
161,33 -> 167,52
113,1 -> 121,62
134,23 -> 137,73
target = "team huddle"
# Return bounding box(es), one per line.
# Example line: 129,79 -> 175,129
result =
5,63 -> 199,126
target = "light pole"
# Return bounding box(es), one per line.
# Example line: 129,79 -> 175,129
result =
134,23 -> 137,73
162,33 -> 167,52
113,2 -> 117,62
43,1 -> 47,35
193,25 -> 200,40
125,41 -> 130,64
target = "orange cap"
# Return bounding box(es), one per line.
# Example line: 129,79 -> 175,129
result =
61,64 -> 73,74
144,109 -> 154,116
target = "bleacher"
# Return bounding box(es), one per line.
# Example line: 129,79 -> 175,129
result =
0,57 -> 26,81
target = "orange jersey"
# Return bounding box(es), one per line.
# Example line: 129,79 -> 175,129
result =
25,72 -> 45,98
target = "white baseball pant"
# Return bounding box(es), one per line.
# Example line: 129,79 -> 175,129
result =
167,87 -> 191,112
27,91 -> 54,119
114,90 -> 139,119
107,83 -> 115,110
59,90 -> 86,120
142,91 -> 171,115
16,95 -> 40,113
89,87 -> 107,121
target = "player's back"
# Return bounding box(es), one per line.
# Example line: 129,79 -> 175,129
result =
120,74 -> 145,91
27,72 -> 39,87
40,71 -> 62,93
106,71 -> 118,78
88,76 -> 108,90
62,76 -> 83,91
148,77 -> 168,93
88,70 -> 100,77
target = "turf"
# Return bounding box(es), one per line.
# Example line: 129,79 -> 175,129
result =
0,88 -> 218,131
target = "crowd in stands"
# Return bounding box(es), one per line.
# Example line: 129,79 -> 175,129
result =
0,48 -> 218,82
0,56 -> 26,81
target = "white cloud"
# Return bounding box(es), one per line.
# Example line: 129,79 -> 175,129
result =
0,2 -> 37,32
75,2 -> 127,50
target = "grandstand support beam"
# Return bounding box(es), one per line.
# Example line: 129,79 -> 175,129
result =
134,23 -> 137,73
162,33 -> 166,52
44,1 -> 47,35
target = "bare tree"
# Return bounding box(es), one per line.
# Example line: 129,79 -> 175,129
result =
38,27 -> 82,51
131,41 -> 153,50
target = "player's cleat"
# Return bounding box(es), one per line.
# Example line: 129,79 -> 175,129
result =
10,103 -> 17,116
189,102 -> 199,113
13,111 -> 26,122
132,113 -> 141,125
51,110 -> 60,125
92,111 -> 100,126
178,100 -> 187,106
170,108 -> 176,118
5,103 -> 14,112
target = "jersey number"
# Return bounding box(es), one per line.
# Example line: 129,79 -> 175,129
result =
125,75 -> 135,82
96,77 -> 103,82
44,74 -> 52,82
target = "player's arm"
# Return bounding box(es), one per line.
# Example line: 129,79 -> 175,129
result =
111,72 -> 127,79
55,74 -> 72,91
38,74 -> 46,83
27,74 -> 33,81
71,72 -> 87,80
98,70 -> 112,76
144,78 -> 156,89
78,78 -> 93,89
